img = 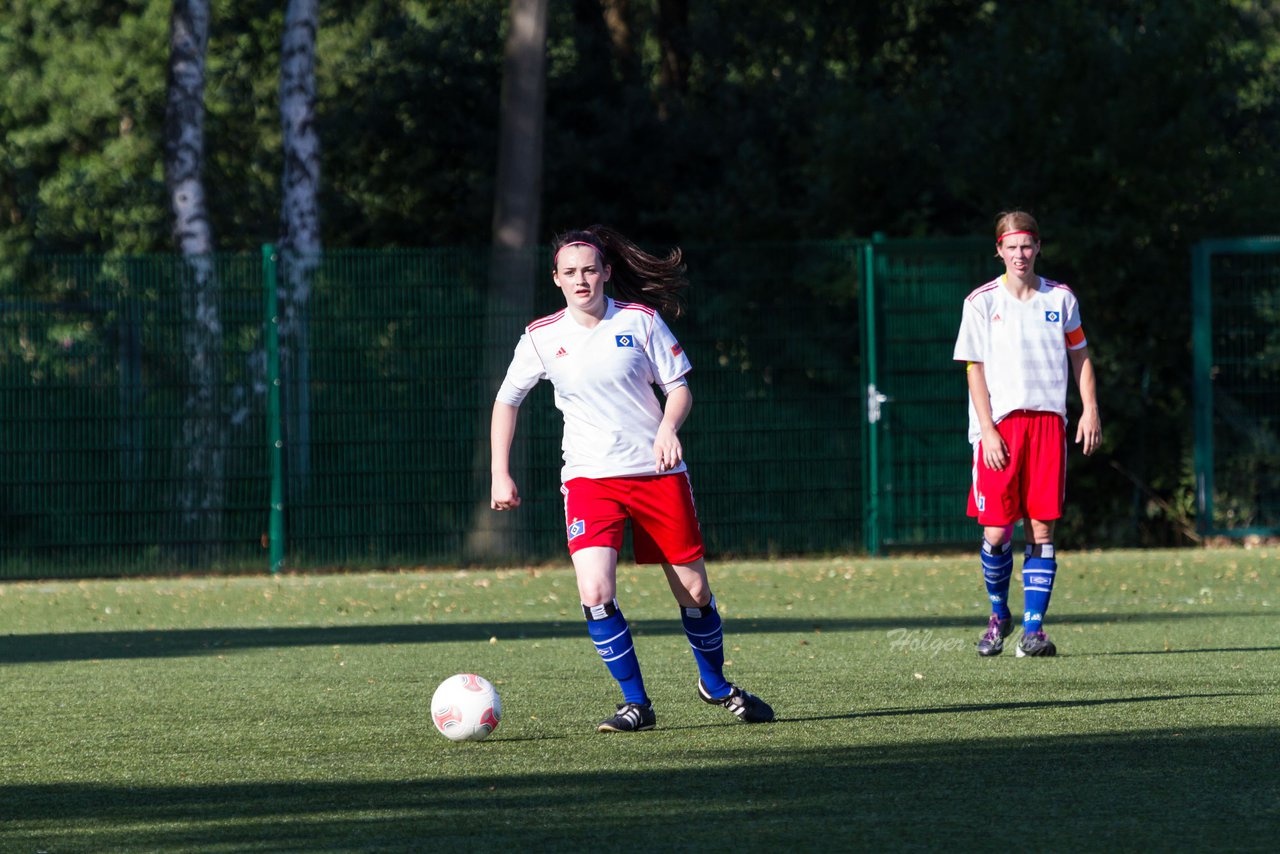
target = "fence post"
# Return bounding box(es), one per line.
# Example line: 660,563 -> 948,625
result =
1189,240 -> 1214,537
861,233 -> 885,555
263,244 -> 285,573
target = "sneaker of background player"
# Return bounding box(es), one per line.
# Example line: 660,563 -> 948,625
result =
597,701 -> 656,733
697,679 -> 775,723
977,613 -> 1013,657
1016,630 -> 1058,658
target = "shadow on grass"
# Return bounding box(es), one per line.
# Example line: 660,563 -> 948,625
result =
787,691 -> 1265,722
0,611 -> 1271,664
2,727 -> 1275,852
1087,646 -> 1280,656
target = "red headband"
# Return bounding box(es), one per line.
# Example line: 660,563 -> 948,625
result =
553,240 -> 599,267
998,230 -> 1037,243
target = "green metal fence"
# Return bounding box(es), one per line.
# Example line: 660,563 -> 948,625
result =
1191,237 -> 1280,538
0,254 -> 269,573
861,237 -> 1000,553
0,241 -> 994,578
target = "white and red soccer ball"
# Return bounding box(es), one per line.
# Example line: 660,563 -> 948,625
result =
431,673 -> 502,742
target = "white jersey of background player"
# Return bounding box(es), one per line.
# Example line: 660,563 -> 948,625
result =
952,211 -> 1101,661
954,274 -> 1085,445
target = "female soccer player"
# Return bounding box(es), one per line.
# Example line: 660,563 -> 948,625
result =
953,211 -> 1102,657
488,225 -> 774,732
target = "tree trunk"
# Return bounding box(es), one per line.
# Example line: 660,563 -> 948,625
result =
279,0 -> 321,529
590,0 -> 640,84
655,0 -> 690,120
599,0 -> 636,69
466,0 -> 548,561
165,0 -> 225,565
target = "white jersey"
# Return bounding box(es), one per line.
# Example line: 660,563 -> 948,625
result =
496,297 -> 693,481
953,276 -> 1087,445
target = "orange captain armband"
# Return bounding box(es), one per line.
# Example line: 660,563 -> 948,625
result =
1065,326 -> 1086,348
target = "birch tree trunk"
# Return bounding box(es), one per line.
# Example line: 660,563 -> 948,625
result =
278,0 -> 321,520
466,0 -> 548,560
165,0 -> 225,563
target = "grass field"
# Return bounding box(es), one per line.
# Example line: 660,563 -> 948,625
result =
1,548 -> 1277,852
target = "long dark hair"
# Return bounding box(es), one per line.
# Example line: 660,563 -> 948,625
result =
552,225 -> 689,319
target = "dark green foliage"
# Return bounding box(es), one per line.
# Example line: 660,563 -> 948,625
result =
0,0 -> 171,263
315,0 -> 506,247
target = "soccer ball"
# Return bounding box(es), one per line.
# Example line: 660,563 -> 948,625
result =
431,673 -> 502,742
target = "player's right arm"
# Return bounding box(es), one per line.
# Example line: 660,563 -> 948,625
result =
966,362 -> 1008,472
490,401 -> 522,510
490,330 -> 545,511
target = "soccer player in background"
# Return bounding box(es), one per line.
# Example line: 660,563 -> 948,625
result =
488,225 -> 774,732
953,211 -> 1102,657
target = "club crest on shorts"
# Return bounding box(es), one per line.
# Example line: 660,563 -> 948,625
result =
567,519 -> 585,540
615,334 -> 637,348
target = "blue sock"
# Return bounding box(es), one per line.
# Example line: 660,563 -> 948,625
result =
583,600 -> 648,705
981,540 -> 1013,620
681,595 -> 730,698
1022,543 -> 1057,634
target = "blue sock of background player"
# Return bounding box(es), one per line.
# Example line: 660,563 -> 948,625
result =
1022,543 -> 1057,633
981,539 -> 1014,621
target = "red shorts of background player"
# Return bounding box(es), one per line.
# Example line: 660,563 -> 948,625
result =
561,472 -> 705,565
968,409 -> 1067,526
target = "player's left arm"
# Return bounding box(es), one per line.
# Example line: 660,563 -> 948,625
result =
1068,346 -> 1102,455
646,311 -> 693,473
654,381 -> 691,472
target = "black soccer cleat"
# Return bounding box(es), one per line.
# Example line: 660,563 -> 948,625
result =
597,701 -> 656,733
697,679 -> 775,723
977,614 -> 1014,657
1016,630 -> 1057,658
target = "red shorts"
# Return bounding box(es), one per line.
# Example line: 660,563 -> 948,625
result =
968,410 -> 1066,526
561,473 -> 705,565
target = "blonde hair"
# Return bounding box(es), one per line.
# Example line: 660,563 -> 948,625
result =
994,210 -> 1040,244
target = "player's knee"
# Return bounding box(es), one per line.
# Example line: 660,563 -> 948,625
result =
666,562 -> 711,606
577,584 -> 615,608
575,572 -> 616,607
1027,519 -> 1055,542
683,577 -> 711,608
984,524 -> 1014,547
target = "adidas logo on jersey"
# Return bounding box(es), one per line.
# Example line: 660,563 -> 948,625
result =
555,347 -> 568,358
